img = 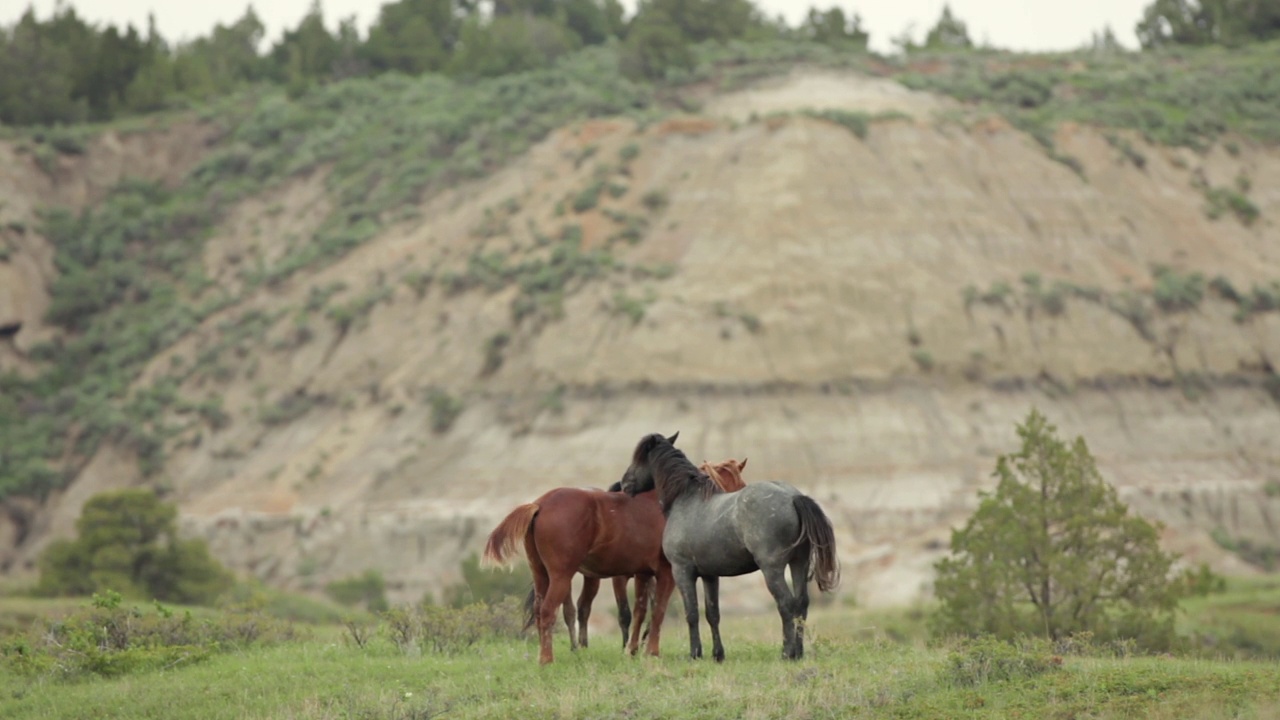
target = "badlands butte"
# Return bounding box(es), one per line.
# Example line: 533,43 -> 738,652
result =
2,68 -> 1279,616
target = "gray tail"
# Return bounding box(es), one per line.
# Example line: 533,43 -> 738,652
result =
793,494 -> 841,592
522,584 -> 536,631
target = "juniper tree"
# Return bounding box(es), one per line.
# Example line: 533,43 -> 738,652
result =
932,408 -> 1185,650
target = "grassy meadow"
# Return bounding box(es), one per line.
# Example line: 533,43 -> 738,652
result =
3,579 -> 1279,720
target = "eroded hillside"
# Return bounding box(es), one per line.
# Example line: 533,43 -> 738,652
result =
3,67 -> 1279,615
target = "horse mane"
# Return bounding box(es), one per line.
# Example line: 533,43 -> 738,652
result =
634,433 -> 720,512
699,459 -> 746,492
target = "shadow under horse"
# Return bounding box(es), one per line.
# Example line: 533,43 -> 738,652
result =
620,432 -> 840,661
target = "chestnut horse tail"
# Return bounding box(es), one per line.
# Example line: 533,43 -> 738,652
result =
481,503 -> 540,569
793,494 -> 841,593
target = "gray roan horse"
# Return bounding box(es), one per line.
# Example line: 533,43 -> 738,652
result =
620,432 -> 840,661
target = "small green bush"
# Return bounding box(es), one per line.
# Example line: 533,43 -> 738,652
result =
1151,265 -> 1206,313
803,108 -> 870,138
945,636 -> 1062,687
611,291 -> 648,325
641,190 -> 669,212
439,552 -> 531,608
571,181 -> 604,212
911,349 -> 935,372
426,388 -> 464,433
324,570 -> 390,613
481,332 -> 510,376
382,597 -> 524,655
0,590 -> 299,681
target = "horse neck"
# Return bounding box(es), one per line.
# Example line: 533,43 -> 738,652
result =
655,471 -> 717,513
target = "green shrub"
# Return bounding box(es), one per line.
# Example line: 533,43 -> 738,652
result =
571,181 -> 604,212
0,590 -> 299,681
802,108 -> 876,138
401,270 -> 434,299
258,392 -> 321,426
324,570 -> 390,613
1180,563 -> 1228,597
945,636 -> 1062,687
481,332 -> 510,376
325,284 -> 394,333
611,291 -> 649,325
426,388 -> 463,433
1151,265 -> 1206,313
641,189 -> 669,212
932,409 -> 1185,651
382,597 -> 524,655
1203,185 -> 1260,226
439,552 -> 531,608
34,490 -> 234,605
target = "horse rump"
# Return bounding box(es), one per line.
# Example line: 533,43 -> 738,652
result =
792,494 -> 841,592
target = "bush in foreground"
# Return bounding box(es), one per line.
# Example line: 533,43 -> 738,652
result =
1,590 -> 300,681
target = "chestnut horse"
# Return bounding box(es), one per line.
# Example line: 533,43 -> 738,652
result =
482,434 -> 744,664
567,457 -> 748,651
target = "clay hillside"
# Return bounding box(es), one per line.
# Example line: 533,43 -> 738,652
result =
2,36 -> 1280,613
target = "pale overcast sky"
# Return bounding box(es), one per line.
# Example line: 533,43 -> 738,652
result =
3,1 -> 1152,54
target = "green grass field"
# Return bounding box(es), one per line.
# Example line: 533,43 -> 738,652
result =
3,583 -> 1280,720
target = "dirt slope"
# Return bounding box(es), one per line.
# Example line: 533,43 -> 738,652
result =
2,70 -> 1279,617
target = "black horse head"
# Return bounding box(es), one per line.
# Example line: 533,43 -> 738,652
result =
619,431 -> 678,497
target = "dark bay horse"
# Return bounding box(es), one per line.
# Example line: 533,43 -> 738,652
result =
578,457 -> 749,650
620,432 -> 840,661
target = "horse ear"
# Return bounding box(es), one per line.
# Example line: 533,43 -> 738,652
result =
738,458 -> 747,471
667,431 -> 680,445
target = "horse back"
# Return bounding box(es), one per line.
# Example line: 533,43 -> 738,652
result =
664,482 -> 803,575
530,487 -> 666,577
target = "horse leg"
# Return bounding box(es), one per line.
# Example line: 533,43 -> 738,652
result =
644,568 -> 675,658
627,575 -> 652,656
762,565 -> 799,660
538,572 -> 574,665
703,575 -> 725,663
562,590 -> 578,651
577,575 -> 601,649
789,554 -> 813,660
673,564 -> 703,660
612,575 -> 632,650
525,539 -> 552,663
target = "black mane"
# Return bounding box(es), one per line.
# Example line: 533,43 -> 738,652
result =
633,433 -> 719,512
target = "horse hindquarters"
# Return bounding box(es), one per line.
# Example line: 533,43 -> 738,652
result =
792,494 -> 840,593
776,494 -> 842,660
